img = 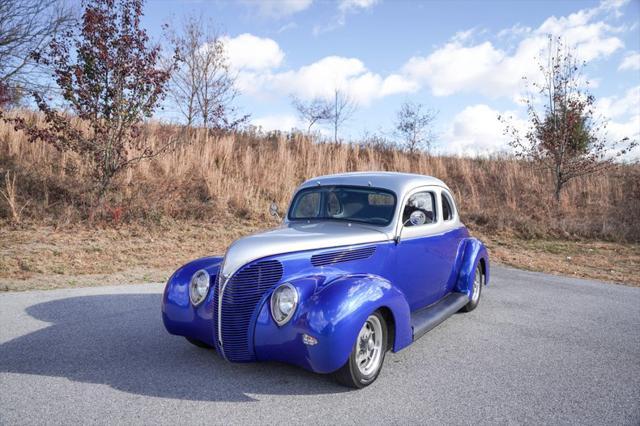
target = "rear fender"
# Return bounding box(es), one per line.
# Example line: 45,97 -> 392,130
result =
454,238 -> 490,296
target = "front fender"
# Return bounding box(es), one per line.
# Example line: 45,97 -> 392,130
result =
454,238 -> 490,296
254,274 -> 412,374
161,256 -> 223,346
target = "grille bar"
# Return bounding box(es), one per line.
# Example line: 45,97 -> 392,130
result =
311,246 -> 376,267
212,273 -> 220,351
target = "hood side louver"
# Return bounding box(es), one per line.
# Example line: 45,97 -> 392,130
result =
311,246 -> 376,267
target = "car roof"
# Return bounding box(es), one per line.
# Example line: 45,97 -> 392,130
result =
297,172 -> 449,197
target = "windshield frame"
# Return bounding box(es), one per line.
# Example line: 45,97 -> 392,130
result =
287,185 -> 398,227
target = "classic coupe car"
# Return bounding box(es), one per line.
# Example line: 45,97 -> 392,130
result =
162,172 -> 489,388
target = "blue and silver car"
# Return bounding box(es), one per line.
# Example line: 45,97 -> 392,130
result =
162,172 -> 489,388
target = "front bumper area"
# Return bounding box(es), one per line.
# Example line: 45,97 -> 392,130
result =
162,256 -> 222,348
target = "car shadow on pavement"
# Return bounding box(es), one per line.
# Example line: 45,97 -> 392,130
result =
0,293 -> 348,402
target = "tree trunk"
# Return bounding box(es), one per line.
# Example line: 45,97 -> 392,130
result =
334,90 -> 338,143
554,171 -> 563,202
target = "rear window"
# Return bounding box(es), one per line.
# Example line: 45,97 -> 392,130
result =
441,191 -> 455,221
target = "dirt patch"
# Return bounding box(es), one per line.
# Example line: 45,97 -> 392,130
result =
1,221 -> 638,291
0,219 -> 265,291
479,233 -> 640,286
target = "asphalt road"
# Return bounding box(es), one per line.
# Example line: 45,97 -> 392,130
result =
1,265 -> 639,425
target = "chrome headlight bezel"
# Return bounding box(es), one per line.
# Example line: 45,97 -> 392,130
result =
189,269 -> 210,306
270,283 -> 299,326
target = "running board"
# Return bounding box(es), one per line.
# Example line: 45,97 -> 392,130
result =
411,292 -> 469,341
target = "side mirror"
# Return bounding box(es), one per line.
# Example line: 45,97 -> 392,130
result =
269,201 -> 280,219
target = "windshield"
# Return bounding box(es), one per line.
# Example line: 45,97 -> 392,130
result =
288,186 -> 396,226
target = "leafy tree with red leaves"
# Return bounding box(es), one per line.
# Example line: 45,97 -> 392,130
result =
8,0 -> 177,199
501,36 -> 637,202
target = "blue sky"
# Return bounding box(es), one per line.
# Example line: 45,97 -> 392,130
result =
143,0 -> 640,156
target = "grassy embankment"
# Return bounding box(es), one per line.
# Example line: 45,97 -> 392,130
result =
1,112 -> 638,290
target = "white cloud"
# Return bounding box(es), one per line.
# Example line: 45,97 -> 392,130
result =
277,22 -> 298,33
497,23 -> 532,38
538,13 -> 623,61
252,114 -> 301,131
439,94 -> 638,158
403,41 -> 511,97
596,86 -> 640,159
607,115 -> 639,147
439,104 -> 527,156
245,0 -> 313,18
223,34 -> 285,71
236,55 -> 416,105
380,74 -> 420,96
598,0 -> 630,17
314,0 -> 379,35
597,85 -> 640,119
619,52 -> 640,71
403,1 -> 626,99
338,0 -> 379,12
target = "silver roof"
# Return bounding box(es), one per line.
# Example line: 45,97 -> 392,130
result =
296,172 -> 449,197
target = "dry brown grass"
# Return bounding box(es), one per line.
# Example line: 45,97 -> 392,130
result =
1,111 -> 638,242
0,111 -> 639,290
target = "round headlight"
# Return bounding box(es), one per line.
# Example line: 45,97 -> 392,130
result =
189,269 -> 210,306
270,283 -> 298,326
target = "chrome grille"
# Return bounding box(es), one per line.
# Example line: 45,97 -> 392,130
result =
310,246 -> 376,267
211,272 -> 220,351
219,260 -> 283,362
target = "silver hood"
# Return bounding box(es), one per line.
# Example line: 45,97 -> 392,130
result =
220,221 -> 392,278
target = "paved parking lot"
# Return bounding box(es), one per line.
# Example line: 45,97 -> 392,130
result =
1,265 -> 639,425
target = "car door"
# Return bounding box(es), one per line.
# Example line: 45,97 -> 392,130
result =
392,187 -> 453,311
437,188 -> 469,295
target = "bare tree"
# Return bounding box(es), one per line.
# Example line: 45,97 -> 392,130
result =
166,18 -> 201,127
395,101 -> 437,154
291,96 -> 333,133
501,36 -> 637,202
0,0 -> 75,105
331,88 -> 357,143
168,17 -> 247,130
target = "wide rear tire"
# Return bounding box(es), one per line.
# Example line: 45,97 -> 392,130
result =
333,311 -> 388,389
460,263 -> 483,312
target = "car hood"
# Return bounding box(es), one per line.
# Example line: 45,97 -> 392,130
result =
220,221 -> 392,278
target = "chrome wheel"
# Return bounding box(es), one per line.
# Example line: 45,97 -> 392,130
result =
333,311 -> 388,388
355,315 -> 383,377
471,266 -> 482,303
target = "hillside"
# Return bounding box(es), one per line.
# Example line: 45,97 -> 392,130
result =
1,113 -> 639,289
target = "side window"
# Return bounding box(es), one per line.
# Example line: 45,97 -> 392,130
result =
441,191 -> 455,221
403,191 -> 436,227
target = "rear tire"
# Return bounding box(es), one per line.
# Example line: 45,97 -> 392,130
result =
333,311 -> 388,389
460,263 -> 483,312
185,337 -> 214,349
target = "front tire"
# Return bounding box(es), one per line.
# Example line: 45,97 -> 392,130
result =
460,263 -> 483,312
333,311 -> 387,389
